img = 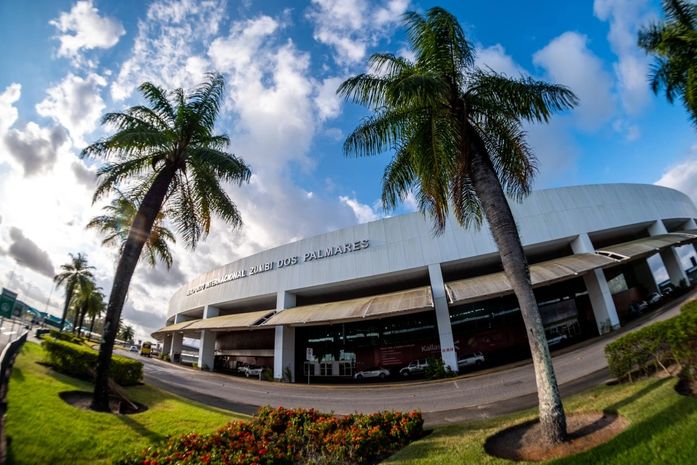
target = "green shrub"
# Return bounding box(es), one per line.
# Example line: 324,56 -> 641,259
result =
605,300 -> 697,382
117,406 -> 423,465
425,357 -> 455,379
48,330 -> 83,344
42,338 -> 142,386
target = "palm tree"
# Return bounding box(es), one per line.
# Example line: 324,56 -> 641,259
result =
87,190 -> 176,269
338,8 -> 577,444
71,280 -> 103,338
53,253 -> 95,332
638,0 -> 697,126
120,324 -> 135,343
81,73 -> 251,411
87,293 -> 105,341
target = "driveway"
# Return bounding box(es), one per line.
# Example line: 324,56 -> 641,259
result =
122,291 -> 695,426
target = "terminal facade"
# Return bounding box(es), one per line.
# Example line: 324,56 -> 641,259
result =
153,184 -> 697,381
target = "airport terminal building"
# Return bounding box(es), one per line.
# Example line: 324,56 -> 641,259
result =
153,184 -> 697,382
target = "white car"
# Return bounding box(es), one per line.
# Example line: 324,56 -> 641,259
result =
547,334 -> 568,347
457,352 -> 485,369
237,365 -> 263,377
399,359 -> 429,377
354,367 -> 390,380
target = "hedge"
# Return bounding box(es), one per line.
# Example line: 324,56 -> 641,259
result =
42,338 -> 143,386
48,329 -> 84,344
117,406 -> 424,465
605,300 -> 697,382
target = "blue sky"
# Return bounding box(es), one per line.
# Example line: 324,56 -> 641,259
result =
0,0 -> 695,338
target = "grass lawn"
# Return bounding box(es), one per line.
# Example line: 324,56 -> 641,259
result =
384,376 -> 697,464
5,342 -> 247,465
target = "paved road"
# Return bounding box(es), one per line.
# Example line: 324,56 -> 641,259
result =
123,291 -> 695,426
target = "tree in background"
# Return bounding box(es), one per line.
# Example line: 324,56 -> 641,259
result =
339,7 -> 577,444
71,280 -> 104,338
639,0 -> 697,126
81,74 -> 251,411
87,190 -> 176,269
53,253 -> 95,332
120,324 -> 135,343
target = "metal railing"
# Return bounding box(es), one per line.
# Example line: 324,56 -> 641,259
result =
0,321 -> 29,465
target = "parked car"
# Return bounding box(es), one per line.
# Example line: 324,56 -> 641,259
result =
457,352 -> 485,369
354,367 -> 390,380
647,291 -> 662,305
546,334 -> 568,347
129,345 -> 139,353
629,300 -> 649,315
238,365 -> 263,378
399,359 -> 429,377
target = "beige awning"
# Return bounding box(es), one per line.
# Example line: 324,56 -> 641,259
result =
151,319 -> 198,339
262,287 -> 434,327
446,253 -> 617,305
186,309 -> 275,331
596,233 -> 695,261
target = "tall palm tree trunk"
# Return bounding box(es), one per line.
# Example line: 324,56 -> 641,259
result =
72,305 -> 80,334
77,303 -> 87,337
89,315 -> 97,341
59,284 -> 74,332
469,140 -> 567,444
91,164 -> 177,411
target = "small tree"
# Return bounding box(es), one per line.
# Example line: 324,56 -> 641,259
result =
53,253 -> 95,332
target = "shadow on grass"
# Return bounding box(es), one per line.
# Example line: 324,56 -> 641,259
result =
603,378 -> 670,414
117,415 -> 167,443
10,367 -> 23,382
552,384 -> 697,464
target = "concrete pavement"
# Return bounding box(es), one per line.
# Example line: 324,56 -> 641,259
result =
123,291 -> 695,426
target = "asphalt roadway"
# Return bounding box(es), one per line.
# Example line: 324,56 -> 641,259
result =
120,291 -> 696,427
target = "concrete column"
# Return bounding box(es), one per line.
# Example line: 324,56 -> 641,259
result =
273,291 -> 296,382
649,220 -> 689,287
162,333 -> 172,357
683,219 -> 697,256
170,332 -> 183,361
428,264 -> 458,373
198,305 -> 219,370
571,233 -> 620,333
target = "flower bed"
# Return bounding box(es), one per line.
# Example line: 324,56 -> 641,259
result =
117,406 -> 424,465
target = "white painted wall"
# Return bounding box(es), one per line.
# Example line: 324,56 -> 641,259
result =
168,184 -> 697,319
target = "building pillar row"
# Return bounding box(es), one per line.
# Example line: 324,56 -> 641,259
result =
273,291 -> 296,382
649,220 -> 689,288
683,218 -> 697,257
428,264 -> 458,373
162,333 -> 172,357
571,233 -> 620,334
198,305 -> 219,371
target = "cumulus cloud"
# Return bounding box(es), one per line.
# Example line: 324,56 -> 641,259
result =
533,32 -> 615,131
593,0 -> 654,115
6,227 -> 55,278
655,155 -> 697,204
339,195 -> 382,223
50,0 -> 125,61
70,159 -> 98,187
315,76 -> 345,121
111,0 -> 225,101
476,44 -> 526,76
307,0 -> 409,65
35,72 -> 107,147
0,83 -> 21,134
2,122 -> 68,176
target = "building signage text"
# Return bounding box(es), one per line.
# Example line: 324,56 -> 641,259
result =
186,239 -> 370,296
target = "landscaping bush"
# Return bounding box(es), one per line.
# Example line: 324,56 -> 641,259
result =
425,358 -> 455,379
117,406 -> 423,465
48,329 -> 84,344
42,337 -> 143,386
605,300 -> 697,382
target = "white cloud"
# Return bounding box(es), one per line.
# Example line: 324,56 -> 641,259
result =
2,122 -> 69,176
533,32 -> 615,131
307,0 -> 409,65
35,72 -> 106,147
50,0 -> 125,60
476,44 -> 526,76
315,76 -> 344,121
0,83 -> 21,134
593,0 -> 654,115
339,195 -> 381,223
655,156 -> 697,204
111,0 -> 225,101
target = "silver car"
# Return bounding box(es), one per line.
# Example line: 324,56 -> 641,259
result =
354,367 -> 390,380
457,352 -> 485,369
